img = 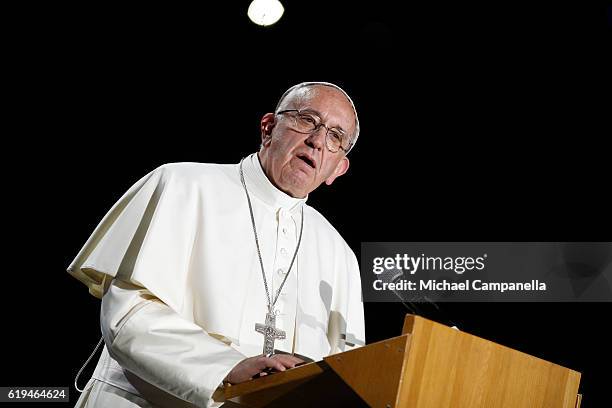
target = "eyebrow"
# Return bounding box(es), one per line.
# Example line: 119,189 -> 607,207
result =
300,108 -> 347,134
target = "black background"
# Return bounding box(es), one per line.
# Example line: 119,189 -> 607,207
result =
3,1 -> 611,406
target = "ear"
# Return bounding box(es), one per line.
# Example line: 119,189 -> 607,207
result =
324,157 -> 350,186
260,113 -> 276,147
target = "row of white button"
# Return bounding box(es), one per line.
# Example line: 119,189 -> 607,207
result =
275,208 -> 297,301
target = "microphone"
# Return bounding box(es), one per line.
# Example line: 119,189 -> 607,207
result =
379,267 -> 460,329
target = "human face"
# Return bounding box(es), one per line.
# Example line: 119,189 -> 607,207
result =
258,86 -> 355,198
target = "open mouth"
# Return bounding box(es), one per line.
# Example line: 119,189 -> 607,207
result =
296,153 -> 316,169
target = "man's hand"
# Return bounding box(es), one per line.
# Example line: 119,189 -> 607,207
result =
224,354 -> 305,384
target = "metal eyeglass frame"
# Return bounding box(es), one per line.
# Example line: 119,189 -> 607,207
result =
276,109 -> 353,153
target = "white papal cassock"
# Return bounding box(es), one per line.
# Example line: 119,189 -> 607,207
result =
67,153 -> 365,407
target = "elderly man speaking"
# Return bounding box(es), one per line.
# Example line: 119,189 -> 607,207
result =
68,82 -> 365,407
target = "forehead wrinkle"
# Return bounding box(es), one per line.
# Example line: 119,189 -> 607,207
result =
308,89 -> 355,131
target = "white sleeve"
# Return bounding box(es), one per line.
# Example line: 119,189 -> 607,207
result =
342,252 -> 366,351
327,251 -> 366,354
100,278 -> 246,407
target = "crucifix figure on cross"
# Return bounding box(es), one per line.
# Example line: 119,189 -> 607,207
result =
255,310 -> 286,357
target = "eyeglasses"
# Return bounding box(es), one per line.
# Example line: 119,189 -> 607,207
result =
276,109 -> 352,153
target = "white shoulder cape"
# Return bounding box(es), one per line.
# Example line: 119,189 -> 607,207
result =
67,157 -> 365,360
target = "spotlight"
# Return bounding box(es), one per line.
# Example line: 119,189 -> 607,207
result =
247,0 -> 284,26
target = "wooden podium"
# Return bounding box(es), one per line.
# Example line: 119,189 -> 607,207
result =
220,315 -> 582,407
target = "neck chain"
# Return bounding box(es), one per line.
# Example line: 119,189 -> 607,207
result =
240,158 -> 304,310
240,158 -> 304,356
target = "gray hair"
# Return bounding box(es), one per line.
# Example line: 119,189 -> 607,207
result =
274,81 -> 360,154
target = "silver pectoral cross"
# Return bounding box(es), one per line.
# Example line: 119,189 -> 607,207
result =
255,310 -> 286,357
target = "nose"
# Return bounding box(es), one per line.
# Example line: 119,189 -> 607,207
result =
305,126 -> 326,151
